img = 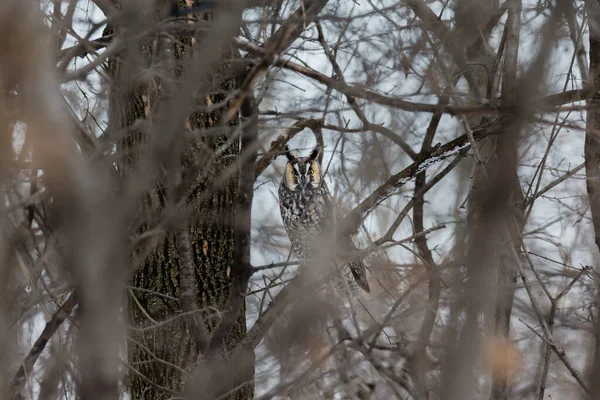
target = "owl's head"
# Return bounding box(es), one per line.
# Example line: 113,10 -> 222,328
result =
282,145 -> 322,191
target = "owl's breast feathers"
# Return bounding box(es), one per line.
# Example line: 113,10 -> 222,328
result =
279,181 -> 370,293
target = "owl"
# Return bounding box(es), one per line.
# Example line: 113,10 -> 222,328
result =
278,145 -> 370,297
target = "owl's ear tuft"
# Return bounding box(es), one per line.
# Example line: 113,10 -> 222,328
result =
284,145 -> 297,161
309,146 -> 320,161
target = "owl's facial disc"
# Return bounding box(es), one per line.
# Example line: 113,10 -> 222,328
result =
285,163 -> 300,190
284,158 -> 321,191
307,160 -> 321,188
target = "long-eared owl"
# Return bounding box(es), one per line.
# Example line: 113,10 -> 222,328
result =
278,145 -> 370,296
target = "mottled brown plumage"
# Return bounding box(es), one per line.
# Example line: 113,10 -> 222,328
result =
278,145 -> 370,297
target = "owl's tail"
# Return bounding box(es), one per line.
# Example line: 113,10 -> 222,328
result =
348,257 -> 370,293
330,237 -> 371,297
330,259 -> 369,298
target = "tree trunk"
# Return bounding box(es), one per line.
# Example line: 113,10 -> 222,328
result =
106,4 -> 253,399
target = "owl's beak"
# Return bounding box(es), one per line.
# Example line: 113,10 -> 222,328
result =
299,176 -> 310,188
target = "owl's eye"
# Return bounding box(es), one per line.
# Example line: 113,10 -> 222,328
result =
308,169 -> 314,175
292,169 -> 298,175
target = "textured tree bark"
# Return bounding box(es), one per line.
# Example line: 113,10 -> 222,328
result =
106,4 -> 253,399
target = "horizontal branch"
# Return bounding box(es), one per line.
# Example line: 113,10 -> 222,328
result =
234,36 -> 593,117
58,24 -> 593,118
339,123 -> 495,235
255,118 -> 322,178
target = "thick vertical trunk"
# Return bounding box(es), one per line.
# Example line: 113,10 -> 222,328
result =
106,5 -> 253,400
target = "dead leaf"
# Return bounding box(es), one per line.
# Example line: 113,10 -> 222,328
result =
483,336 -> 522,381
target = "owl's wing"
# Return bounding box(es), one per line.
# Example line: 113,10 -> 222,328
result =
319,182 -> 370,293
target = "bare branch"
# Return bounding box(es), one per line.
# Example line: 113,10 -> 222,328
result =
10,294 -> 77,399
